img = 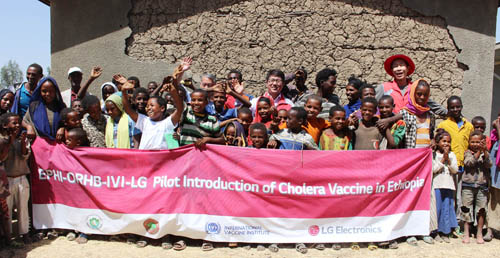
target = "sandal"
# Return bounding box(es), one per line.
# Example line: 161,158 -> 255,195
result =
66,232 -> 76,241
442,235 -> 450,243
350,242 -> 360,250
389,240 -> 398,249
47,230 -> 59,240
368,242 -> 378,251
269,243 -> 279,252
406,237 -> 418,246
162,241 -> 173,250
173,240 -> 187,251
332,243 -> 341,250
201,241 -> 214,251
243,244 -> 251,250
76,233 -> 89,244
313,243 -> 325,250
31,232 -> 44,242
434,234 -> 443,243
484,229 -> 493,242
378,241 -> 390,247
295,243 -> 307,254
256,244 -> 266,251
136,240 -> 147,248
422,236 -> 434,244
109,235 -> 120,241
126,237 -> 136,245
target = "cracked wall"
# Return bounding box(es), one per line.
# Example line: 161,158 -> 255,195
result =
126,0 -> 464,106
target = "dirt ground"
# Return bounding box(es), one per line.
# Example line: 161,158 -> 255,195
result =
1,236 -> 499,258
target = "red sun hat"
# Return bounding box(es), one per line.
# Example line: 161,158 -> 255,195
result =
384,54 -> 415,77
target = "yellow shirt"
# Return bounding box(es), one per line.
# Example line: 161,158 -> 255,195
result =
437,117 -> 474,167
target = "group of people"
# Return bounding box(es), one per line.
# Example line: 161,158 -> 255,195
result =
0,53 -> 498,253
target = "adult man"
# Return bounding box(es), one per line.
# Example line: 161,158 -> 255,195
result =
10,63 -> 44,118
294,68 -> 340,119
61,66 -> 102,107
250,69 -> 293,114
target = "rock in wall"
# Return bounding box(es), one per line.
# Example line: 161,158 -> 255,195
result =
126,0 -> 463,105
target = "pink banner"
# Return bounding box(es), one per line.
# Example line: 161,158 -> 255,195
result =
31,138 -> 432,243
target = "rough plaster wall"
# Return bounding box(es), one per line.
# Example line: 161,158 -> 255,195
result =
126,0 -> 464,106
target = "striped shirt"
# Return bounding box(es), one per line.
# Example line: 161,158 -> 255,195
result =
415,117 -> 431,148
179,105 -> 221,146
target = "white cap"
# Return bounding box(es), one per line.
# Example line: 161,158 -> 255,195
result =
67,67 -> 83,76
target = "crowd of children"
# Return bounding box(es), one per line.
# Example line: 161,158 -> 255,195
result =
0,54 -> 499,253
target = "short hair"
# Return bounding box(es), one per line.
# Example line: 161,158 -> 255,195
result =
434,128 -> 451,144
470,130 -> 484,138
150,96 -> 167,110
148,81 -> 158,87
471,116 -> 486,124
81,95 -> 100,111
201,73 -> 216,82
290,106 -> 307,121
447,95 -> 462,107
191,89 -> 208,101
133,87 -> 149,99
127,76 -> 141,88
265,69 -> 285,82
296,67 -> 308,80
379,95 -> 394,105
361,97 -> 378,108
306,94 -> 323,105
347,76 -> 363,90
315,68 -> 337,88
60,108 -> 76,124
228,69 -> 243,82
238,107 -> 252,116
257,97 -> 272,106
359,83 -> 375,94
28,63 -> 43,75
329,105 -> 346,117
67,127 -> 89,146
0,112 -> 19,133
249,123 -> 268,134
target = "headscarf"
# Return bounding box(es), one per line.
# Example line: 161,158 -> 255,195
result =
253,96 -> 274,125
101,82 -> 118,100
104,93 -> 130,148
0,89 -> 13,114
223,120 -> 247,147
30,77 -> 66,140
402,79 -> 430,116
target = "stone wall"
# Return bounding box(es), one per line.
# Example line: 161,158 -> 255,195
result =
126,0 -> 464,106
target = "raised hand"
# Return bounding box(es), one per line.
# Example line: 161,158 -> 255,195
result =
181,57 -> 193,72
231,80 -> 244,95
90,67 -> 103,79
113,74 -> 127,85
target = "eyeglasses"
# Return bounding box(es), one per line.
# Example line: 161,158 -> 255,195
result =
268,78 -> 282,83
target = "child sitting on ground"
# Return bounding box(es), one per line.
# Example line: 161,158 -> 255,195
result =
461,130 -> 492,244
319,106 -> 353,151
432,129 -> 458,243
378,95 -> 406,149
353,97 -> 383,150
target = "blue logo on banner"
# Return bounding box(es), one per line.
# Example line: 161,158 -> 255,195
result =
205,222 -> 221,234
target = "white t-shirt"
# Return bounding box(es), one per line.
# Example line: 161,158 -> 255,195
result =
135,113 -> 176,150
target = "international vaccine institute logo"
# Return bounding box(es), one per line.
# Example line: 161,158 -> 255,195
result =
205,222 -> 221,234
308,225 -> 320,236
87,215 -> 103,230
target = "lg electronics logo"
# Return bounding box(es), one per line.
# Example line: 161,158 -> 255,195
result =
205,222 -> 221,234
308,225 -> 320,236
87,215 -> 103,230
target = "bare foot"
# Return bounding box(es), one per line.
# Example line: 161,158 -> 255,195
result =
476,236 -> 485,244
462,236 -> 470,244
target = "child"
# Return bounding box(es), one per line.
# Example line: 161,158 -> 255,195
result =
460,130 -> 492,244
23,77 -> 67,140
378,95 -> 406,149
487,113 -> 500,241
437,96 -> 474,170
206,87 -> 238,126
117,73 -> 183,150
133,87 -> 150,115
344,76 -> 362,118
65,128 -> 89,149
268,107 -> 318,150
302,95 -> 330,145
248,123 -> 268,149
0,89 -> 15,116
319,106 -> 353,150
222,121 -> 247,147
103,93 -> 141,149
71,98 -> 84,118
359,83 -> 376,99
353,97 -> 383,150
100,82 -> 118,112
399,79 -> 436,245
81,95 -> 107,148
471,116 -> 491,150
0,112 -> 31,245
277,108 -> 288,126
179,89 -> 225,149
253,97 -> 274,129
432,129 -> 459,243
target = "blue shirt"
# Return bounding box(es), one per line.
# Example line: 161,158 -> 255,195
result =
112,116 -> 141,148
344,99 -> 361,118
205,102 -> 238,122
19,84 -> 33,119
